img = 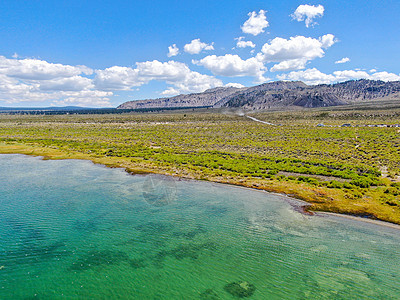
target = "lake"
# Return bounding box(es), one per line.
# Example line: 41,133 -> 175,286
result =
0,154 -> 399,299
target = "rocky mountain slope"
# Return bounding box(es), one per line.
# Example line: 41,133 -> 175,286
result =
117,80 -> 400,110
219,79 -> 400,109
117,87 -> 244,109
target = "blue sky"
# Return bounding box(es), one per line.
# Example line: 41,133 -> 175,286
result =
0,0 -> 399,107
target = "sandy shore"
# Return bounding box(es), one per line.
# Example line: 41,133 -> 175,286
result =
315,211 -> 400,230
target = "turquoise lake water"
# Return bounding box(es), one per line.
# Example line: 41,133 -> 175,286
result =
0,154 -> 400,299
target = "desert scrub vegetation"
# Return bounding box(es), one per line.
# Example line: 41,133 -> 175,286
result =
0,107 -> 400,224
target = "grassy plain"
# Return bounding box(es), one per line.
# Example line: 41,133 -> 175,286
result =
1,105 -> 400,224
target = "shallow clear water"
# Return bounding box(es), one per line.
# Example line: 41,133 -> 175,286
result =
0,154 -> 400,299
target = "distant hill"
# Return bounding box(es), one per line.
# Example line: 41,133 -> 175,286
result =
218,79 -> 400,109
0,106 -> 108,115
0,106 -> 89,111
117,80 -> 400,110
117,87 -> 244,109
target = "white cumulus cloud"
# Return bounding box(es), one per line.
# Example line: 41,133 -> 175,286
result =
241,10 -> 269,36
277,68 -> 335,85
333,70 -> 400,82
136,60 -> 188,80
226,82 -> 245,88
257,34 -> 336,72
38,76 -> 94,92
335,57 -> 350,64
0,56 -> 224,105
270,59 -> 309,72
94,66 -> 142,91
319,34 -> 336,49
167,44 -> 179,57
333,70 -> 370,82
194,54 -> 268,83
0,56 -> 110,107
53,90 -> 113,107
291,4 -> 324,27
95,60 -> 222,96
0,56 -> 92,80
183,39 -> 214,55
235,37 -> 256,48
258,35 -> 336,62
369,71 -> 400,81
169,70 -> 222,94
277,68 -> 400,85
161,87 -> 181,96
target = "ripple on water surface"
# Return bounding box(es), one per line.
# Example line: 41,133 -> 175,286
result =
0,154 -> 399,299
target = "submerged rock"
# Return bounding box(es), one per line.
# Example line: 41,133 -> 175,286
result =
224,281 -> 256,298
200,288 -> 220,299
312,266 -> 372,297
151,241 -> 218,268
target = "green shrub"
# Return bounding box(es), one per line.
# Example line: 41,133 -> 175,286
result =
327,180 -> 344,188
268,169 -> 278,175
350,178 -> 372,188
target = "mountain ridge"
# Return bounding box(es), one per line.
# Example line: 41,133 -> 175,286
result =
117,86 -> 245,110
117,79 -> 400,110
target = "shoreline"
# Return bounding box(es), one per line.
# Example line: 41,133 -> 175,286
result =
315,211 -> 400,230
2,149 -> 400,230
